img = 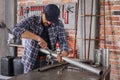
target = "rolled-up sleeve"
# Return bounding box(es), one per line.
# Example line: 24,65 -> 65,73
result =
12,25 -> 26,38
12,16 -> 35,38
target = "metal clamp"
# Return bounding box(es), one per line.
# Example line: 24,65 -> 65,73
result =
46,49 -> 54,65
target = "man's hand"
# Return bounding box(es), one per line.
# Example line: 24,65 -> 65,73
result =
21,30 -> 48,49
57,51 -> 68,63
37,37 -> 47,49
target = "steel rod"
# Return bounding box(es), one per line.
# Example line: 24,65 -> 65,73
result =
39,48 -> 103,75
87,0 -> 94,60
84,0 -> 87,60
103,0 -> 106,48
108,0 -> 114,48
74,0 -> 79,57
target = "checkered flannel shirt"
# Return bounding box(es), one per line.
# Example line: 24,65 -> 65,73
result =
12,15 -> 69,73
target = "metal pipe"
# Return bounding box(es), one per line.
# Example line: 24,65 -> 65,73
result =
74,0 -> 79,57
84,0 -> 86,60
39,48 -> 103,75
102,49 -> 109,67
103,0 -> 106,48
87,0 -> 94,60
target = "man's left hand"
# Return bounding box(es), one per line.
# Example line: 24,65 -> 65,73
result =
57,51 -> 68,63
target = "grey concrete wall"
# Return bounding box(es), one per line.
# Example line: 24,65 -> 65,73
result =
5,0 -> 17,56
5,0 -> 17,29
0,0 -> 17,74
0,0 -> 9,73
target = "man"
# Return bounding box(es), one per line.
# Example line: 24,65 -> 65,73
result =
12,4 -> 69,73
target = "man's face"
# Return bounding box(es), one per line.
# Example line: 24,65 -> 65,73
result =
42,13 -> 52,27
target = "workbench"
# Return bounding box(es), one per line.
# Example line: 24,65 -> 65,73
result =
8,63 -> 111,80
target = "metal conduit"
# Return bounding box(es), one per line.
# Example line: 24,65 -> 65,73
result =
39,48 -> 103,75
83,0 -> 87,60
87,0 -> 94,60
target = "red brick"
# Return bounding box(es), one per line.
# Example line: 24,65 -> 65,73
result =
106,41 -> 114,45
100,21 -> 112,25
99,44 -> 106,48
100,31 -> 113,35
111,74 -> 120,80
101,10 -> 112,15
106,17 -> 119,21
110,6 -> 120,10
113,22 -> 120,26
111,51 -> 120,54
99,40 -> 105,44
101,1 -> 113,6
106,27 -> 119,31
100,27 -> 119,32
109,53 -> 119,60
114,31 -> 120,35
112,1 -> 120,5
100,11 -> 105,15
106,36 -> 119,41
111,65 -> 120,70
110,60 -> 120,65
99,35 -> 105,40
105,6 -> 111,10
111,69 -> 120,75
99,44 -> 119,49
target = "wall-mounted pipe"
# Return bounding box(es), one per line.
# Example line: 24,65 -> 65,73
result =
87,0 -> 94,60
84,0 -> 86,60
39,48 -> 103,76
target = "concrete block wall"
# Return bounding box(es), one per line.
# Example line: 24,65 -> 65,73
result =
0,0 -> 5,62
100,0 -> 120,80
0,0 -> 17,74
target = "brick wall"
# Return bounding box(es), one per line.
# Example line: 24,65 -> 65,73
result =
100,0 -> 120,80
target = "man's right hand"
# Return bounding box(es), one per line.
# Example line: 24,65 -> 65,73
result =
21,30 -> 48,48
36,37 -> 48,49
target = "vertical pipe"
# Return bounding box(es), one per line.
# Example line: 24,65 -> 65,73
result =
62,4 -> 64,18
103,0 -> 106,48
64,10 -> 69,24
74,0 -> 79,58
20,6 -> 24,16
84,0 -> 86,59
87,0 -> 94,60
